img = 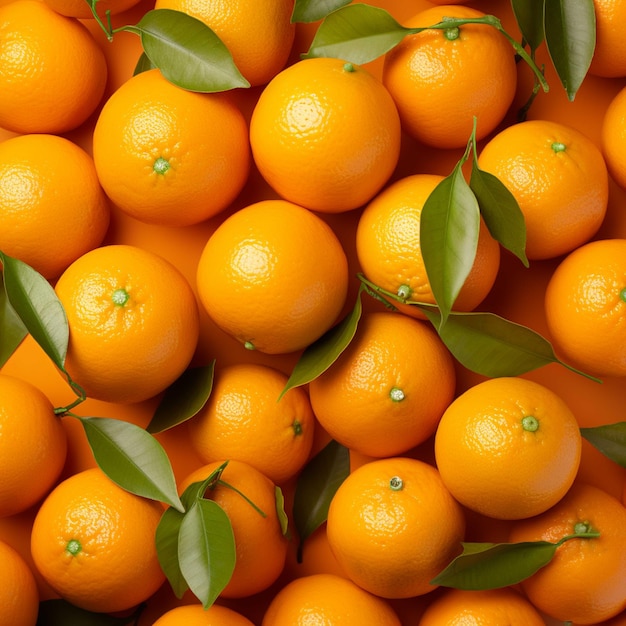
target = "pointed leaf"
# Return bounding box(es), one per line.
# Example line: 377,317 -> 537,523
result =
133,50 -> 157,76
155,506 -> 188,598
0,252 -> 68,369
511,0 -> 545,51
302,3 -> 413,64
420,166 -> 480,327
79,416 -> 184,512
293,439 -> 350,562
544,0 -> 596,100
581,422 -> 626,468
0,272 -> 27,368
133,9 -> 250,92
291,0 -> 351,23
147,362 -> 215,433
178,499 -> 236,608
275,486 -> 290,537
37,599 -> 139,625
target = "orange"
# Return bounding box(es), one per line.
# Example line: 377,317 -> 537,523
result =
179,460 -> 289,598
44,0 -> 141,19
187,362 -> 316,485
196,199 -> 349,354
478,119 -> 609,260
0,539 -> 39,626
261,573 -> 402,625
0,133 -> 110,280
30,466 -> 165,613
0,0 -> 107,134
602,85 -> 626,191
308,311 -> 456,458
544,238 -> 626,378
152,0 -> 295,87
418,587 -> 546,625
54,244 -> 200,404
249,57 -> 402,213
152,603 -> 255,626
381,5 -> 517,149
0,374 -> 67,518
92,68 -> 250,227
434,376 -> 582,520
588,0 -> 626,77
509,482 -> 626,624
326,457 -> 466,599
356,173 -> 501,313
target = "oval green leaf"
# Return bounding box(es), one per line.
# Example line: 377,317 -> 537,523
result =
293,439 -> 350,562
0,251 -> 68,369
291,0 -> 351,24
178,498 -> 236,608
0,271 -> 27,368
37,599 -> 140,625
511,0 -> 545,52
155,506 -> 188,599
275,485 -> 290,537
544,0 -> 596,101
79,416 -> 184,512
133,9 -> 250,92
580,422 -> 626,467
133,50 -> 157,76
147,362 -> 215,433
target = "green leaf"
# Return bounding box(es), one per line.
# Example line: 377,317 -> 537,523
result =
78,416 -> 184,512
0,271 -> 27,368
178,498 -> 236,608
155,506 -> 188,599
280,289 -> 363,399
291,0 -> 351,23
0,251 -> 68,370
275,486 -> 290,537
420,165 -> 480,327
147,362 -> 215,433
581,422 -> 626,468
302,3 -> 412,64
133,50 -> 157,76
511,0 -> 545,52
470,160 -> 529,267
544,0 -> 596,100
37,599 -> 140,625
293,439 -> 350,562
132,9 -> 250,92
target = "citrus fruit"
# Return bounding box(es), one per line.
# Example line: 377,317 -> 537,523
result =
152,603 -> 255,625
261,573 -> 402,625
0,133 -> 110,279
44,0 -> 141,18
92,68 -> 250,227
196,199 -> 349,354
382,5 -> 517,148
544,238 -> 626,378
249,57 -> 402,213
418,587 -> 546,625
308,311 -> 456,458
509,482 -> 626,624
187,362 -> 315,485
30,467 -> 166,613
601,85 -> 626,191
152,0 -> 296,87
434,376 -> 582,520
0,0 -> 107,134
0,539 -> 39,626
588,0 -> 626,77
356,173 -> 501,313
180,460 -> 289,598
478,119 -> 609,260
326,457 -> 466,599
54,244 -> 200,404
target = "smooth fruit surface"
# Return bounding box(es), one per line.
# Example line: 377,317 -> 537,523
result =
152,603 -> 255,625
602,85 -> 626,192
0,539 -> 39,626
588,0 -> 626,77
44,0 -> 141,18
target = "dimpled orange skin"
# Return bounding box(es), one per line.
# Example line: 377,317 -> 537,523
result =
601,85 -> 626,191
196,199 -> 349,354
44,0 -> 141,18
152,603 -> 255,626
0,540 -> 39,626
588,0 -> 626,77
0,0 -> 107,134
249,58 -> 402,213
30,467 -> 166,614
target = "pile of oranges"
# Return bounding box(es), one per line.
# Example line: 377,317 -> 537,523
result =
2,0 -> 626,624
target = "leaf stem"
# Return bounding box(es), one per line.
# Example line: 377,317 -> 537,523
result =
53,373 -> 87,415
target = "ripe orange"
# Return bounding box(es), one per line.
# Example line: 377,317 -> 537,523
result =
196,199 -> 349,354
152,0 -> 295,87
0,539 -> 39,626
44,0 -> 141,18
382,5 -> 517,148
0,374 -> 67,518
0,133 -> 110,280
509,482 -> 626,624
54,244 -> 200,404
179,460 -> 289,598
418,587 -> 546,625
326,457 -> 466,599
544,238 -> 626,378
92,68 -> 250,227
261,573 -> 402,626
152,603 -> 255,626
249,57 -> 402,213
0,0 -> 107,134
434,376 -> 582,520
478,119 -> 609,260
308,311 -> 456,458
356,173 -> 501,313
30,467 -> 165,613
187,363 -> 316,485
602,85 -> 626,191
588,0 -> 626,77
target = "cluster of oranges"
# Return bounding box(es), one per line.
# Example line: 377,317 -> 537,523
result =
2,0 -> 626,624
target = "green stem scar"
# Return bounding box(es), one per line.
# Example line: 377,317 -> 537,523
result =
153,157 -> 170,174
389,476 -> 403,491
389,387 -> 405,402
111,288 -> 130,307
343,62 -> 355,72
552,141 -> 566,153
292,419 -> 303,436
521,415 -> 539,432
574,520 -> 595,535
620,287 -> 626,303
397,284 -> 412,300
244,341 -> 255,351
66,539 -> 82,556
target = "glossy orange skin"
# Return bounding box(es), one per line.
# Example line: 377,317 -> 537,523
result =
152,603 -> 255,626
0,539 -> 39,626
